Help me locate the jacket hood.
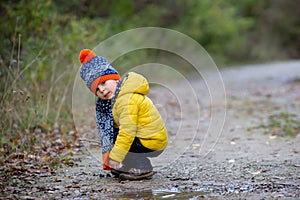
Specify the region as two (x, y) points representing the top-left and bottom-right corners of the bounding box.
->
(118, 72), (149, 97)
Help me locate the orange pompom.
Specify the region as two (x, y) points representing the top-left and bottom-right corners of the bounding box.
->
(79, 49), (96, 64)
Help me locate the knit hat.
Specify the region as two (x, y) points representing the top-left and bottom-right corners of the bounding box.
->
(79, 49), (120, 94)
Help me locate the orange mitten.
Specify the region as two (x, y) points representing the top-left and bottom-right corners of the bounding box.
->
(102, 151), (113, 170)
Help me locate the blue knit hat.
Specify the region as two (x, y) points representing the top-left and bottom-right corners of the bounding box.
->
(79, 49), (120, 94)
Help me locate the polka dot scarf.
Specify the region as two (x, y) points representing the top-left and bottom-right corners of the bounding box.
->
(95, 75), (127, 153)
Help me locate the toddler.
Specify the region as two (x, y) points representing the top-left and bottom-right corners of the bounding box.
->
(79, 49), (168, 180)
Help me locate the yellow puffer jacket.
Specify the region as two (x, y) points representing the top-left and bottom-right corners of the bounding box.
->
(109, 72), (168, 162)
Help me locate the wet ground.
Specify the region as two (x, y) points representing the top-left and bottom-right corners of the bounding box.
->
(5, 61), (300, 199)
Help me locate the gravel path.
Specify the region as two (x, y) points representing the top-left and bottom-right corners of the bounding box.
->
(9, 61), (300, 199)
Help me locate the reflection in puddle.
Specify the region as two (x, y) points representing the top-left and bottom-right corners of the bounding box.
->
(109, 187), (209, 199)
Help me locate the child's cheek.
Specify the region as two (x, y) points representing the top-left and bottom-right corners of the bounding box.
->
(96, 92), (102, 98)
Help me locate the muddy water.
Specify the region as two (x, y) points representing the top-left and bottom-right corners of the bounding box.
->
(109, 188), (209, 199)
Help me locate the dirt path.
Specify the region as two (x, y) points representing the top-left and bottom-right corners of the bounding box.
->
(8, 61), (300, 199)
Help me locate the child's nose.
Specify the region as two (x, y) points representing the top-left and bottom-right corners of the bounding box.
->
(99, 86), (105, 92)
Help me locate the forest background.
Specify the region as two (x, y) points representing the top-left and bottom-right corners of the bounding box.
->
(0, 0), (299, 171)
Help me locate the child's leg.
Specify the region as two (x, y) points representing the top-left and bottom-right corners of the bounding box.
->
(123, 138), (163, 171)
(118, 138), (164, 180)
(124, 152), (152, 170)
(111, 141), (152, 177)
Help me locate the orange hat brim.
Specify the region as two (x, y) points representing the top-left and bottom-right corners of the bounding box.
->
(90, 74), (121, 94)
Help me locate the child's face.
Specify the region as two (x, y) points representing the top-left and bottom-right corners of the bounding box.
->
(96, 79), (119, 100)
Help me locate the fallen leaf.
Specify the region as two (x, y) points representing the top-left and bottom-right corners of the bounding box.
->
(53, 177), (62, 182)
(269, 135), (277, 140)
(192, 144), (200, 150)
(250, 170), (261, 175)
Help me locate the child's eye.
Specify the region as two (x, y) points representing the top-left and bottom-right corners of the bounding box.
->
(101, 81), (106, 85)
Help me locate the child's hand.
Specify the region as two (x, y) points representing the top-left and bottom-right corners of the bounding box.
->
(108, 159), (120, 169)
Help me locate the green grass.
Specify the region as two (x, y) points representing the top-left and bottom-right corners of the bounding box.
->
(248, 112), (300, 137)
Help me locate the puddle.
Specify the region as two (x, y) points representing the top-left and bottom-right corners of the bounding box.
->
(107, 182), (300, 199)
(109, 188), (210, 199)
